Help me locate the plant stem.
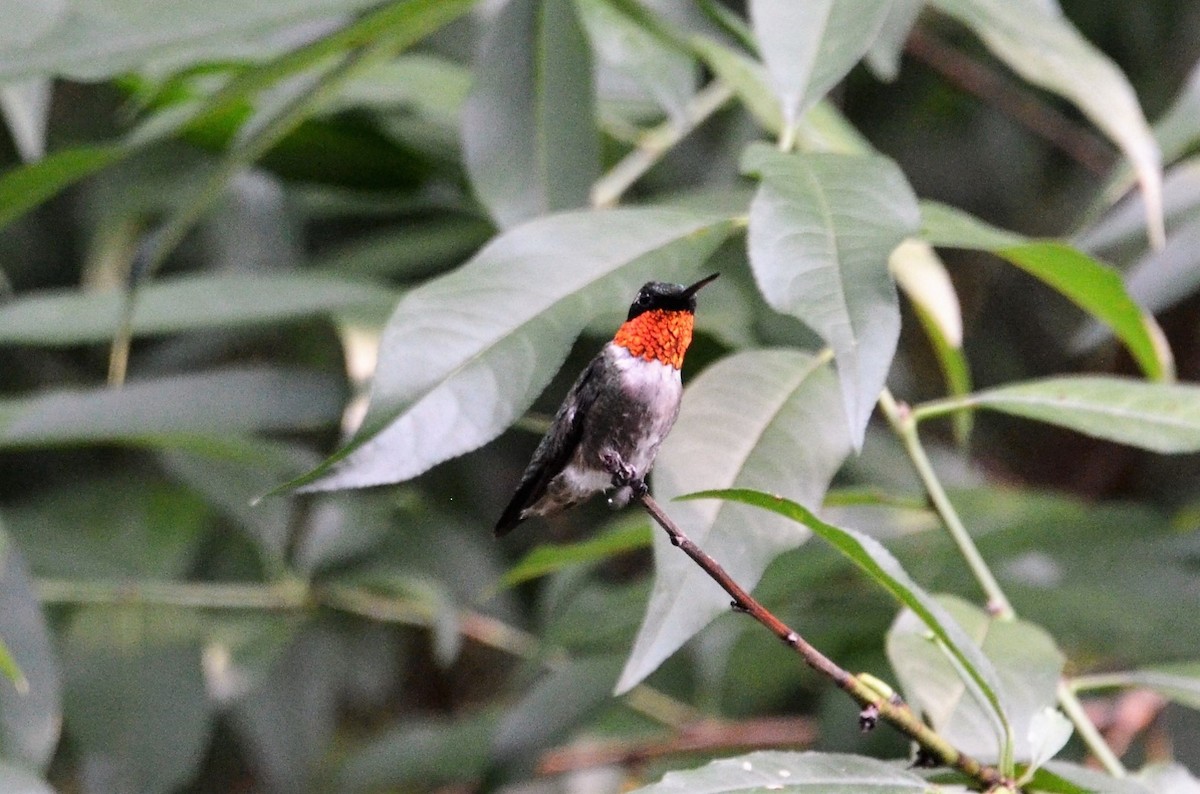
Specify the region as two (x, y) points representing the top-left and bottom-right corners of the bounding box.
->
(885, 388), (1129, 776)
(878, 389), (1014, 618)
(636, 492), (1007, 790)
(590, 80), (734, 208)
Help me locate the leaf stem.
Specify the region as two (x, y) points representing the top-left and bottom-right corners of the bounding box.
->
(879, 388), (1013, 618)
(590, 80), (734, 208)
(636, 492), (1007, 790)
(880, 388), (1129, 776)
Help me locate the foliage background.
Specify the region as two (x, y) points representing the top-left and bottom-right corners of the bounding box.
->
(1, 0), (1200, 792)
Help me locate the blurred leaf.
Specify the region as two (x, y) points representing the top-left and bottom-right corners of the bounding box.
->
(501, 518), (651, 588)
(0, 367), (345, 450)
(333, 710), (499, 792)
(1134, 763), (1200, 794)
(0, 78), (52, 162)
(918, 376), (1200, 453)
(921, 201), (1173, 383)
(742, 144), (919, 447)
(0, 762), (55, 794)
(618, 350), (852, 693)
(748, 0), (891, 129)
(62, 607), (211, 794)
(0, 145), (127, 230)
(310, 216), (493, 281)
(0, 273), (395, 346)
(1074, 663), (1200, 710)
(544, 571), (650, 654)
(0, 0), (387, 82)
(6, 477), (208, 579)
(285, 206), (737, 493)
(684, 488), (1013, 756)
(887, 595), (1065, 764)
(230, 623), (344, 793)
(629, 750), (933, 792)
(462, 0), (599, 227)
(1118, 215), (1200, 317)
(493, 654), (624, 759)
(0, 637), (23, 694)
(865, 0), (924, 81)
(930, 0), (1164, 248)
(1153, 59), (1200, 166)
(690, 34), (783, 134)
(1079, 158), (1200, 254)
(1024, 707), (1073, 780)
(577, 0), (696, 125)
(0, 526), (60, 771)
(1043, 762), (1157, 794)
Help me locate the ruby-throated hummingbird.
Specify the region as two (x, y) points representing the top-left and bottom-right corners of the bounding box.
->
(495, 273), (719, 536)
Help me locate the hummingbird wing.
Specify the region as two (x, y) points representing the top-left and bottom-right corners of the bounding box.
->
(494, 355), (603, 536)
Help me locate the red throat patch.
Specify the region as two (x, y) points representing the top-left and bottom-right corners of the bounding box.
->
(612, 309), (695, 369)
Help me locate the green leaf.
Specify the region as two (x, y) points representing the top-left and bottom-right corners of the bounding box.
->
(576, 0), (696, 125)
(0, 367), (345, 450)
(1042, 762), (1157, 794)
(865, 0), (924, 81)
(690, 34), (783, 134)
(62, 607), (211, 794)
(285, 206), (738, 493)
(629, 750), (932, 792)
(334, 711), (499, 791)
(617, 350), (852, 693)
(1119, 214), (1200, 317)
(0, 525), (61, 771)
(493, 654), (624, 759)
(683, 488), (1014, 760)
(742, 144), (920, 447)
(0, 0), (386, 82)
(920, 201), (1173, 382)
(462, 0), (599, 227)
(0, 273), (394, 346)
(887, 595), (1065, 765)
(0, 145), (126, 230)
(500, 519), (651, 589)
(930, 0), (1165, 248)
(748, 0), (892, 129)
(916, 376), (1200, 453)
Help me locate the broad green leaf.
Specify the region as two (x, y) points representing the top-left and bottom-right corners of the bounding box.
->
(62, 606), (211, 794)
(930, 0), (1164, 248)
(0, 0), (385, 82)
(462, 0), (599, 227)
(920, 201), (1173, 382)
(0, 525), (61, 771)
(1073, 663), (1200, 710)
(0, 367), (345, 450)
(0, 273), (394, 346)
(748, 0), (892, 130)
(285, 206), (737, 493)
(887, 595), (1065, 764)
(493, 654), (624, 759)
(616, 350), (852, 693)
(684, 488), (1013, 760)
(0, 762), (54, 794)
(501, 519), (651, 588)
(743, 144), (919, 447)
(576, 0), (696, 125)
(916, 376), (1200, 453)
(629, 750), (932, 792)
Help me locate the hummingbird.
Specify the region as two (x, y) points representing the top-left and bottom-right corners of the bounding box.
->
(495, 273), (719, 537)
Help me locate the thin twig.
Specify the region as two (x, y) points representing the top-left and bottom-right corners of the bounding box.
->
(905, 26), (1113, 177)
(537, 715), (818, 775)
(635, 492), (1007, 791)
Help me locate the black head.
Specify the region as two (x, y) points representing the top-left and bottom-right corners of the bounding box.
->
(626, 272), (720, 320)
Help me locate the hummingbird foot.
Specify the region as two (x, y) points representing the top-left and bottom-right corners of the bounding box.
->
(600, 450), (648, 503)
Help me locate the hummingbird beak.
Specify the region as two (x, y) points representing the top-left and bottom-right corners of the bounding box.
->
(682, 272), (720, 298)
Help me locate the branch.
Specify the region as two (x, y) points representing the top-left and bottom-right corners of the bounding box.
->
(636, 492), (1008, 791)
(905, 26), (1113, 177)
